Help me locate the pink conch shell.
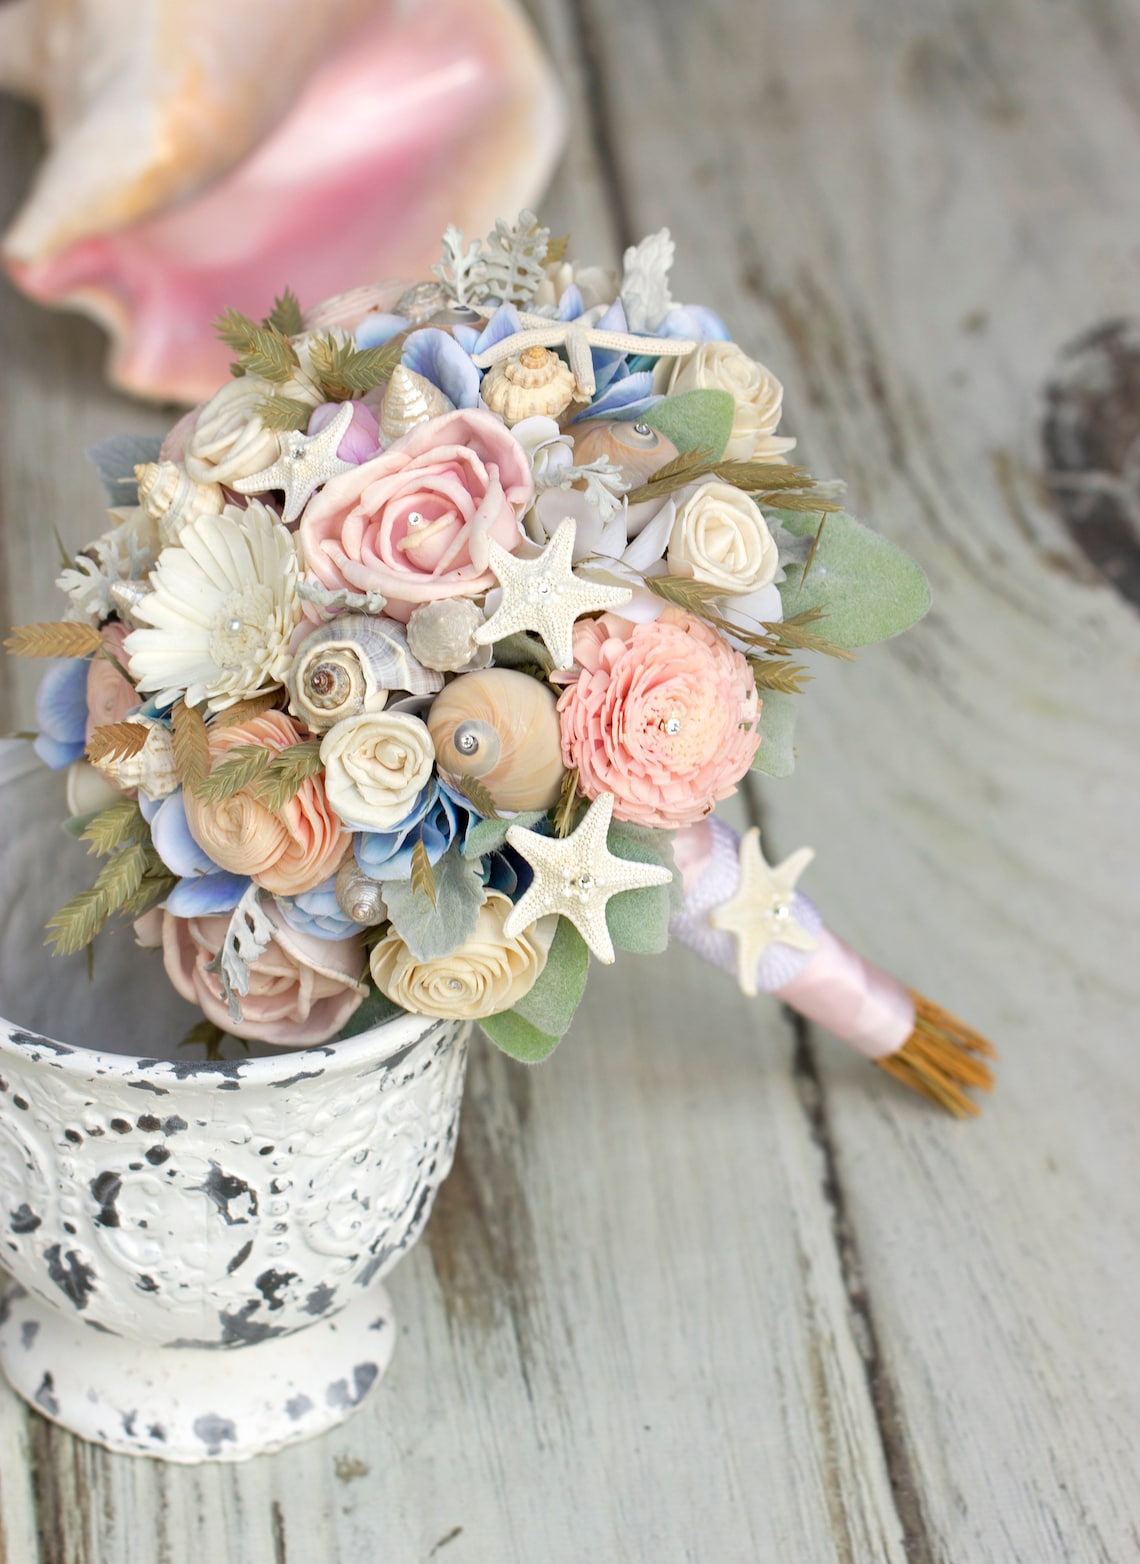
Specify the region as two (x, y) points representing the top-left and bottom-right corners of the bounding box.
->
(0, 0), (566, 403)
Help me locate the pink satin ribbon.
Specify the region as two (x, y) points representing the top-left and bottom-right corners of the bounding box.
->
(670, 820), (915, 1060)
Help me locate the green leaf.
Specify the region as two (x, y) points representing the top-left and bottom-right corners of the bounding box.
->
(80, 800), (148, 857)
(645, 389), (735, 460)
(336, 987), (405, 1040)
(512, 917), (589, 1037)
(382, 845), (486, 960)
(462, 810), (545, 860)
(252, 740), (323, 812)
(198, 744), (271, 805)
(751, 689), (798, 778)
(489, 632), (555, 675)
(777, 511), (932, 648)
(480, 1009), (561, 1063)
(264, 287), (304, 336)
(256, 395), (313, 431)
(605, 828), (673, 954)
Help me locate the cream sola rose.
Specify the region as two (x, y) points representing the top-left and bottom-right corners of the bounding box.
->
(370, 892), (557, 1021)
(667, 480), (783, 624)
(320, 711), (435, 831)
(668, 342), (796, 463)
(124, 501), (302, 711)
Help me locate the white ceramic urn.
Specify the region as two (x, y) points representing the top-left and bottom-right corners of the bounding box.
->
(0, 743), (469, 1462)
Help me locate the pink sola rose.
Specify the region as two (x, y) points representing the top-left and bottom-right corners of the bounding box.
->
(161, 903), (367, 1047)
(298, 408), (533, 622)
(557, 607), (762, 830)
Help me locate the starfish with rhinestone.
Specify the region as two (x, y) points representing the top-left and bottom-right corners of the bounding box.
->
(470, 310), (697, 399)
(474, 517), (632, 669)
(232, 401), (356, 523)
(710, 828), (818, 997)
(504, 793), (673, 964)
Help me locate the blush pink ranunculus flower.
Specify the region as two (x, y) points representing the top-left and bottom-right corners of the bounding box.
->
(85, 622), (138, 742)
(161, 905), (367, 1047)
(557, 608), (761, 829)
(298, 408), (532, 622)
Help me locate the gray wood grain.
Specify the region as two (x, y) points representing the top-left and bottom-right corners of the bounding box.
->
(0, 0), (1137, 1557)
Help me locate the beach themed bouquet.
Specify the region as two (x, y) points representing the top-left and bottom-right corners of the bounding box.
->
(8, 214), (995, 1114)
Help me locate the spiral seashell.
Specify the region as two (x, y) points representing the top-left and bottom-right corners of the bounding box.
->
(335, 859), (387, 926)
(90, 716), (180, 800)
(108, 578), (153, 627)
(135, 461), (225, 544)
(287, 613), (444, 732)
(480, 345), (577, 426)
(427, 668), (564, 811)
(570, 419), (680, 487)
(379, 365), (455, 443)
(406, 598), (491, 672)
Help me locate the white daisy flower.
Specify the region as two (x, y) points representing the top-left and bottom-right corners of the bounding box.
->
(125, 500), (302, 711)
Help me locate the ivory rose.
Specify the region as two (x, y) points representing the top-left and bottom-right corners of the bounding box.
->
(369, 891), (556, 1020)
(184, 376), (310, 487)
(162, 906), (366, 1046)
(298, 409), (532, 622)
(668, 481), (779, 594)
(320, 711), (435, 831)
(668, 342), (796, 463)
(184, 711), (347, 896)
(558, 608), (761, 829)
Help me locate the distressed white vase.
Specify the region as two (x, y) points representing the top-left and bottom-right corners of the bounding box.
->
(0, 743), (469, 1462)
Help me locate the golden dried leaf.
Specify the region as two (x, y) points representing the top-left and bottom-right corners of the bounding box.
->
(255, 395), (312, 431)
(553, 767), (582, 838)
(251, 740), (324, 812)
(86, 720), (149, 766)
(264, 288), (304, 337)
(5, 621), (103, 659)
(646, 575), (726, 614)
(748, 658), (812, 695)
(79, 800), (148, 857)
(215, 691), (282, 728)
(450, 773), (501, 821)
(197, 744), (272, 805)
(409, 839), (437, 907)
(172, 701), (210, 796)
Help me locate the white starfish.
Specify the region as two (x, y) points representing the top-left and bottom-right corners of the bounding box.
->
(232, 401), (355, 523)
(504, 793), (673, 964)
(470, 310), (696, 399)
(710, 828), (818, 997)
(474, 517), (632, 669)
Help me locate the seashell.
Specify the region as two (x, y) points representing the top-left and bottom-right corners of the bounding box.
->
(570, 420), (680, 487)
(91, 717), (180, 800)
(108, 579), (153, 627)
(0, 0), (566, 403)
(406, 599), (491, 673)
(135, 461), (224, 544)
(287, 613), (444, 732)
(427, 668), (564, 811)
(481, 346), (577, 426)
(335, 859), (387, 926)
(379, 366), (455, 444)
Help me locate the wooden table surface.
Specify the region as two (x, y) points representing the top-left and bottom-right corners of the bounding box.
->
(1, 1), (1138, 1558)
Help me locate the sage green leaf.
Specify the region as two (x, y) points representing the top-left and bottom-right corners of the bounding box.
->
(777, 511), (932, 648)
(512, 917), (589, 1037)
(751, 689), (797, 778)
(490, 632), (555, 675)
(645, 389), (735, 460)
(605, 827), (674, 953)
(336, 987), (405, 1040)
(462, 810), (545, 860)
(382, 845), (486, 960)
(480, 1009), (561, 1064)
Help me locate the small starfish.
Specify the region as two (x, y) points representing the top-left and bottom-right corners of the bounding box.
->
(710, 828), (818, 997)
(470, 310), (696, 399)
(232, 401), (355, 523)
(504, 793), (673, 964)
(474, 517), (632, 669)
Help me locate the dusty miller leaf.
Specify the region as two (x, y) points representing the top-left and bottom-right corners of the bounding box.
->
(480, 1009), (561, 1063)
(382, 846), (486, 960)
(85, 433), (164, 504)
(205, 885), (275, 1022)
(511, 918), (589, 1038)
(778, 510), (933, 647)
(462, 810), (545, 860)
(751, 689), (798, 778)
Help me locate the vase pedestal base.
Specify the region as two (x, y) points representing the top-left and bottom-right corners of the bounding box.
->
(0, 1281), (396, 1463)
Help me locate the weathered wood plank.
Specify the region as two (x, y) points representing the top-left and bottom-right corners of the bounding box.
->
(569, 0), (1140, 1557)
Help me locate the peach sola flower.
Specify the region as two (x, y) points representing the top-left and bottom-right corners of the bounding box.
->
(557, 608), (761, 829)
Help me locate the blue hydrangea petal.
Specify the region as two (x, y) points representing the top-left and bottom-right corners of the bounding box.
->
(557, 285), (584, 321)
(402, 329), (481, 408)
(34, 734), (84, 771)
(355, 313), (409, 349)
(473, 304), (522, 355)
(574, 374), (660, 423)
(273, 879), (359, 941)
(165, 871), (248, 917)
(150, 790), (216, 877)
(35, 659), (90, 746)
(451, 324), (480, 355)
(657, 304), (731, 342)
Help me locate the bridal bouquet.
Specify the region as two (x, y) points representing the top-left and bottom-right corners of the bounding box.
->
(9, 214), (994, 1112)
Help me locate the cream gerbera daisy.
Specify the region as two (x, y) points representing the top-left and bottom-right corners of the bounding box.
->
(125, 500), (302, 711)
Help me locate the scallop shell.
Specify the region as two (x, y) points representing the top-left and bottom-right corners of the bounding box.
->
(90, 717), (179, 800)
(335, 859), (387, 926)
(570, 420), (680, 486)
(427, 668), (564, 811)
(379, 365), (455, 443)
(135, 461), (225, 544)
(481, 346), (577, 426)
(287, 613), (444, 732)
